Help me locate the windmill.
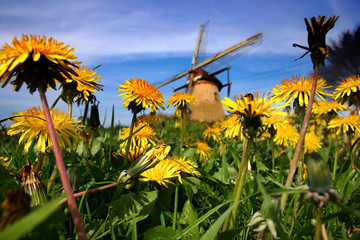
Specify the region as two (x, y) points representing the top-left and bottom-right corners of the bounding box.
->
(156, 21), (263, 122)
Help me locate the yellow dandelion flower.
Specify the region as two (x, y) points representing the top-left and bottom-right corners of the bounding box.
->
(221, 114), (243, 139)
(333, 75), (360, 107)
(115, 141), (151, 163)
(118, 123), (157, 149)
(203, 125), (221, 142)
(262, 115), (288, 130)
(328, 112), (360, 135)
(166, 156), (201, 177)
(116, 78), (165, 113)
(274, 123), (299, 147)
(304, 132), (322, 154)
(271, 74), (332, 107)
(63, 64), (103, 102)
(0, 34), (78, 93)
(195, 141), (212, 161)
(312, 100), (350, 117)
(222, 92), (285, 138)
(7, 106), (83, 153)
(139, 160), (181, 187)
(167, 91), (196, 109)
(0, 157), (10, 168)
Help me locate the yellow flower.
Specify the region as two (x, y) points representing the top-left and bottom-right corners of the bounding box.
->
(118, 123), (158, 149)
(7, 106), (83, 153)
(262, 115), (288, 130)
(0, 34), (78, 93)
(203, 125), (221, 142)
(0, 157), (10, 168)
(312, 100), (350, 117)
(222, 92), (284, 138)
(139, 160), (181, 187)
(117, 78), (165, 113)
(166, 156), (201, 177)
(274, 123), (299, 147)
(221, 114), (243, 139)
(115, 141), (150, 163)
(167, 91), (196, 109)
(63, 64), (103, 102)
(195, 141), (212, 161)
(328, 112), (360, 135)
(304, 132), (322, 154)
(271, 74), (332, 107)
(333, 75), (360, 107)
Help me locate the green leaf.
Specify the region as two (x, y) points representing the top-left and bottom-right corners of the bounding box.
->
(174, 200), (232, 239)
(182, 199), (199, 239)
(0, 197), (62, 240)
(91, 138), (103, 155)
(108, 190), (158, 222)
(143, 226), (175, 240)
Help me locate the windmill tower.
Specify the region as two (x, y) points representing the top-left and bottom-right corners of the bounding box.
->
(157, 22), (263, 122)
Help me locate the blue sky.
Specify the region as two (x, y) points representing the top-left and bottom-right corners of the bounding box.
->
(1, 0), (360, 126)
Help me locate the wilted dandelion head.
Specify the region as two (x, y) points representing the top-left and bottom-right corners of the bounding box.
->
(0, 34), (78, 93)
(116, 78), (165, 114)
(7, 106), (83, 153)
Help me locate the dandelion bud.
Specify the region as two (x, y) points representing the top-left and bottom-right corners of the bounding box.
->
(89, 104), (101, 129)
(16, 160), (47, 207)
(306, 153), (331, 194)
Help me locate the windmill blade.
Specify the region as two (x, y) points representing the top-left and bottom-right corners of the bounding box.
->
(203, 32), (263, 73)
(156, 32), (263, 89)
(192, 20), (209, 67)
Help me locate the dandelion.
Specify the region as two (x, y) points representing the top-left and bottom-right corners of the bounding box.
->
(139, 160), (181, 188)
(328, 112), (360, 136)
(274, 123), (299, 147)
(117, 78), (165, 114)
(221, 114), (243, 139)
(222, 92), (284, 138)
(118, 123), (157, 150)
(0, 34), (78, 93)
(312, 100), (350, 121)
(203, 124), (222, 143)
(167, 91), (196, 109)
(271, 74), (332, 109)
(262, 115), (288, 138)
(7, 106), (83, 153)
(304, 132), (322, 154)
(167, 156), (201, 177)
(195, 141), (212, 162)
(0, 157), (10, 168)
(333, 75), (360, 111)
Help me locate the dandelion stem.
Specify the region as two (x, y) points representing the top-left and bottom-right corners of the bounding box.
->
(180, 108), (185, 154)
(223, 137), (253, 231)
(281, 65), (319, 211)
(34, 151), (45, 174)
(124, 112), (137, 165)
(332, 137), (339, 181)
(39, 89), (88, 240)
(315, 208), (322, 240)
(82, 101), (90, 126)
(173, 183), (179, 230)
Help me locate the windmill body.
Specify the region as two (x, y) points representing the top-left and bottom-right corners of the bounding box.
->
(186, 69), (225, 121)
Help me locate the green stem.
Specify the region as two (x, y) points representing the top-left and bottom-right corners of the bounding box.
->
(173, 183), (179, 230)
(314, 208), (322, 240)
(222, 137), (253, 231)
(68, 102), (73, 118)
(81, 101), (90, 126)
(47, 165), (58, 194)
(180, 108), (185, 155)
(326, 134), (332, 163)
(281, 65), (319, 211)
(124, 112), (137, 166)
(332, 137), (339, 181)
(271, 139), (275, 171)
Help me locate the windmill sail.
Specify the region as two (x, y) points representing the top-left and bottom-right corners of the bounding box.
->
(156, 32), (263, 88)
